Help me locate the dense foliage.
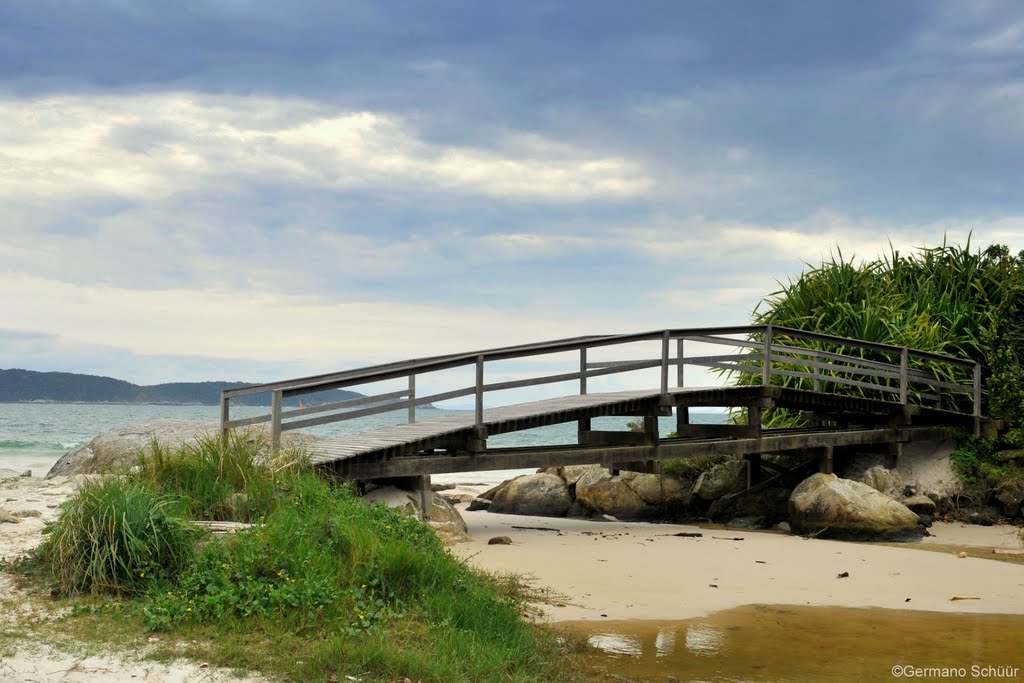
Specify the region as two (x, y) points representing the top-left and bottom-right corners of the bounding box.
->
(745, 240), (1024, 435)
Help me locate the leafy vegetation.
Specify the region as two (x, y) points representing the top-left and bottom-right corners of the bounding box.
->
(739, 239), (1024, 436)
(16, 435), (580, 682)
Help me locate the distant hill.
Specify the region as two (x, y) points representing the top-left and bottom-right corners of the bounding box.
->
(0, 369), (362, 407)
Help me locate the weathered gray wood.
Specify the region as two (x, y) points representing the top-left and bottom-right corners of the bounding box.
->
(677, 338), (685, 388)
(219, 396), (230, 440)
(673, 424), (759, 439)
(224, 413), (272, 430)
(408, 374), (416, 424)
(661, 330), (670, 394)
(475, 355), (484, 429)
(762, 325), (773, 386)
(281, 390), (411, 420)
(900, 347), (910, 404)
(270, 390), (283, 455)
(580, 347), (588, 395)
(327, 425), (951, 478)
(579, 431), (648, 447)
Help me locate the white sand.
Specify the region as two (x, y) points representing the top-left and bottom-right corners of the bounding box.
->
(450, 504), (1024, 622)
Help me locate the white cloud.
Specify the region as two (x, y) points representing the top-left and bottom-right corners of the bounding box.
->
(0, 93), (653, 203)
(0, 274), (627, 369)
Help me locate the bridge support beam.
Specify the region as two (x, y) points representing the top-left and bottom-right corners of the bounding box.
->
(818, 446), (834, 475)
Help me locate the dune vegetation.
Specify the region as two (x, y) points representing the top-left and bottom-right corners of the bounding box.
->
(741, 238), (1024, 490)
(12, 434), (582, 682)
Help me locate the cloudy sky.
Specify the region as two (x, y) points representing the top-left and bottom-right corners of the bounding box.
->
(2, 0), (1023, 389)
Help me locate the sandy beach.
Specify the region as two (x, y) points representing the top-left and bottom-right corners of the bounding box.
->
(444, 485), (1024, 623)
(3, 472), (1024, 681)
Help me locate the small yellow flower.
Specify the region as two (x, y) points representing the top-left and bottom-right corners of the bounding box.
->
(186, 608), (192, 612)
(139, 572), (145, 578)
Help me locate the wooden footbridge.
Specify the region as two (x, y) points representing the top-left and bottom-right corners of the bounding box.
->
(219, 326), (986, 490)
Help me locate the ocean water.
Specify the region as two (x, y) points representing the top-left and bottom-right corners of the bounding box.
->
(0, 403), (724, 483)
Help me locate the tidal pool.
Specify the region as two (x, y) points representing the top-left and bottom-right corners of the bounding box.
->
(563, 605), (1024, 682)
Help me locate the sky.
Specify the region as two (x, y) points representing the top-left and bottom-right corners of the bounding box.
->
(2, 0), (1023, 393)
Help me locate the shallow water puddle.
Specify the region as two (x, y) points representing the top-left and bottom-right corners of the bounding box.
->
(562, 605), (1024, 682)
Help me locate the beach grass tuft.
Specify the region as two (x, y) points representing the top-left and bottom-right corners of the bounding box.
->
(37, 477), (201, 596)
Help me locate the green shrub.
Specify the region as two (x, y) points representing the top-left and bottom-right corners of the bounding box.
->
(38, 477), (201, 596)
(738, 240), (1024, 429)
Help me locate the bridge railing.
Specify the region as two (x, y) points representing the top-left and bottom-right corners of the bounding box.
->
(220, 325), (982, 450)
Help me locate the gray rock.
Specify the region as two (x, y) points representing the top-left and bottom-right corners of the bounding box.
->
(361, 486), (471, 543)
(45, 420), (320, 478)
(859, 466), (904, 500)
(537, 465), (597, 486)
(0, 508), (20, 524)
(575, 468), (649, 519)
(621, 471), (688, 506)
(726, 515), (767, 530)
(479, 479), (513, 502)
(789, 473), (922, 540)
(774, 521), (792, 533)
(18, 470), (31, 478)
(692, 459), (748, 502)
(902, 494), (937, 516)
(993, 481), (1024, 518)
(489, 473), (572, 517)
(488, 536), (513, 545)
(466, 497), (492, 512)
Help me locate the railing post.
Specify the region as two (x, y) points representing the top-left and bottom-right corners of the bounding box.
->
(580, 346), (588, 395)
(899, 347), (909, 404)
(270, 389), (283, 455)
(219, 393), (230, 441)
(408, 373), (416, 424)
(762, 325), (773, 386)
(676, 337), (685, 388)
(811, 349), (821, 393)
(475, 355), (485, 430)
(660, 330), (670, 395)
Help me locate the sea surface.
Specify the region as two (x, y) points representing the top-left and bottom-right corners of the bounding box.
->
(0, 403), (724, 483)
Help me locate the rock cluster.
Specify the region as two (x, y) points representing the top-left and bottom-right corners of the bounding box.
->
(473, 460), (938, 541)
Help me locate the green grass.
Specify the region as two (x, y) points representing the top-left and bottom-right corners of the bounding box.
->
(36, 477), (202, 596)
(12, 435), (582, 682)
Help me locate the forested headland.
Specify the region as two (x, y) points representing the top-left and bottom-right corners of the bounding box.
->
(0, 368), (361, 406)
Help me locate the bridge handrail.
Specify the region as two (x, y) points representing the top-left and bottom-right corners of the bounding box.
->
(220, 325), (983, 449)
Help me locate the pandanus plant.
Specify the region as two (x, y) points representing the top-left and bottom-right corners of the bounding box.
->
(727, 238), (1024, 430)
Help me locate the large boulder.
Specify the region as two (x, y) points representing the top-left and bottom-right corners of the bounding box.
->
(45, 420), (319, 478)
(789, 473), (922, 540)
(488, 473), (573, 517)
(46, 420), (218, 478)
(691, 459), (748, 502)
(361, 486), (470, 544)
(574, 468), (649, 519)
